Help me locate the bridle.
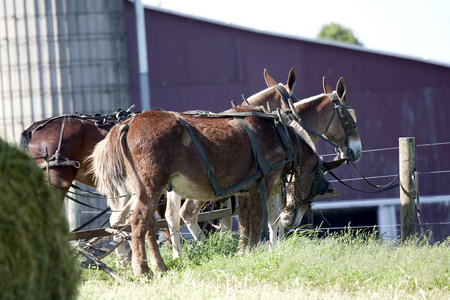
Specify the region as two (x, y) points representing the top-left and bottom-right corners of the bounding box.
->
(282, 158), (330, 212)
(274, 85), (359, 158)
(325, 93), (358, 153)
(270, 85), (359, 211)
(248, 85), (357, 213)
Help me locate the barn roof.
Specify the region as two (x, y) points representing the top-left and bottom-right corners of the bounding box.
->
(142, 4), (450, 69)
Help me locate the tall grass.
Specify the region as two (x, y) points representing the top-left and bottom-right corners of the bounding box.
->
(77, 229), (450, 299)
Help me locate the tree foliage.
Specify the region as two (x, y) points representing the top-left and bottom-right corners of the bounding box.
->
(317, 22), (363, 46)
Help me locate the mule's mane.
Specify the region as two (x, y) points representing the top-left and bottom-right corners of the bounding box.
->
(288, 119), (316, 153)
(297, 93), (328, 105)
(246, 85), (278, 102)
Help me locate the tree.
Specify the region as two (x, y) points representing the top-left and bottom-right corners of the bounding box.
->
(317, 23), (363, 46)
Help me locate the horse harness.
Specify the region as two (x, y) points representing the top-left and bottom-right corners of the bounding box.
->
(263, 85), (358, 157)
(172, 108), (330, 213)
(30, 106), (138, 170)
(290, 92), (358, 155)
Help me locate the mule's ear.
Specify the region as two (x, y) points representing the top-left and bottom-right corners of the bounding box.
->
(323, 158), (347, 172)
(323, 76), (333, 94)
(264, 68), (277, 87)
(287, 67), (296, 93)
(336, 77), (347, 102)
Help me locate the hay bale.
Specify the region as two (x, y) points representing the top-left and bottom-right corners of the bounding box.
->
(0, 139), (80, 300)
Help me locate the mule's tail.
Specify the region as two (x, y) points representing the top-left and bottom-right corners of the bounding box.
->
(90, 123), (131, 199)
(19, 129), (32, 152)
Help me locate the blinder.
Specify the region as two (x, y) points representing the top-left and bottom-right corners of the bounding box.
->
(334, 102), (358, 137)
(308, 159), (331, 200)
(285, 158), (331, 211)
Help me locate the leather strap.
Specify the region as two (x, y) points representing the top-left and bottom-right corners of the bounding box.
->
(234, 118), (270, 176)
(173, 112), (222, 198)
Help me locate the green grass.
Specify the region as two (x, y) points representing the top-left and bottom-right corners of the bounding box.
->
(76, 229), (450, 299)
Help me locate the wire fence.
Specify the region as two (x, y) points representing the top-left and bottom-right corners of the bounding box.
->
(310, 140), (450, 243)
(69, 139), (450, 243)
(321, 141), (450, 181)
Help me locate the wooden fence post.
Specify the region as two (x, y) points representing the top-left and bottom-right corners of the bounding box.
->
(399, 137), (416, 242)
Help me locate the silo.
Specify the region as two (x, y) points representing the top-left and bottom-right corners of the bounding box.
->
(0, 0), (129, 143)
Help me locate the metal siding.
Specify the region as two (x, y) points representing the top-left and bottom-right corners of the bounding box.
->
(0, 0), (129, 144)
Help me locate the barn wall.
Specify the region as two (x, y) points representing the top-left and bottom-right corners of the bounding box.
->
(126, 6), (450, 202)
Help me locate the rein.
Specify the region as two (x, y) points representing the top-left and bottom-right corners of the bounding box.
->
(327, 170), (399, 194)
(351, 161), (399, 189)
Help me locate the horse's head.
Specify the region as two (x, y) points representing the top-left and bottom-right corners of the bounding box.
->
(279, 157), (347, 230)
(244, 68), (298, 111)
(277, 111), (347, 229)
(321, 77), (362, 163)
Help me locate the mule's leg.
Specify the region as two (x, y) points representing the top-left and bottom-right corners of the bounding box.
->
(248, 192), (264, 248)
(130, 196), (153, 277)
(237, 195), (250, 252)
(219, 197), (233, 232)
(277, 197), (285, 244)
(267, 192), (280, 245)
(155, 194), (172, 247)
(165, 191), (182, 259)
(146, 213), (169, 274)
(180, 199), (205, 241)
(267, 184), (284, 244)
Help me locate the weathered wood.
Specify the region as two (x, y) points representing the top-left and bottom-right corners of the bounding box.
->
(399, 137), (416, 241)
(71, 207), (238, 240)
(72, 190), (340, 240)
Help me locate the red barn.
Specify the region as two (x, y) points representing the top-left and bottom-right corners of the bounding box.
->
(124, 4), (450, 242)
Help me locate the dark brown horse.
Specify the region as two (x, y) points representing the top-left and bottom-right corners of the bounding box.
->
(19, 114), (115, 191)
(91, 104), (346, 277)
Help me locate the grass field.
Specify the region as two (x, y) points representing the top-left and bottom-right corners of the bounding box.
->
(76, 229), (450, 299)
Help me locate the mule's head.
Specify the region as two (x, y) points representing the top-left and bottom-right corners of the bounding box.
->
(280, 157), (347, 229)
(245, 67), (298, 111)
(321, 77), (362, 163)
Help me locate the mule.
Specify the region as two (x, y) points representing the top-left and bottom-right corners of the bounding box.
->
(91, 103), (347, 277)
(164, 67), (299, 258)
(173, 68), (362, 248)
(279, 76), (362, 229)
